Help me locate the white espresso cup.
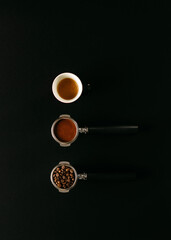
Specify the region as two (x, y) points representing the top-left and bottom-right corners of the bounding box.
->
(52, 72), (83, 103)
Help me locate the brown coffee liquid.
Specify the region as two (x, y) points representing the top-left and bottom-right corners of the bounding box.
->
(57, 78), (78, 100)
(54, 119), (77, 142)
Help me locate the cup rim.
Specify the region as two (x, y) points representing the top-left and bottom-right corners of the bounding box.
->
(52, 72), (83, 103)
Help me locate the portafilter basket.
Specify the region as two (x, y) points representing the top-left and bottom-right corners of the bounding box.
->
(51, 114), (139, 147)
(50, 161), (137, 193)
(50, 161), (87, 193)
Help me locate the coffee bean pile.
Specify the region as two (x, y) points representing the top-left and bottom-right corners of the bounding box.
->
(52, 165), (75, 189)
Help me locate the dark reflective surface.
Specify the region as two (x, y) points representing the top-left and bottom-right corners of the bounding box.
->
(0, 2), (170, 240)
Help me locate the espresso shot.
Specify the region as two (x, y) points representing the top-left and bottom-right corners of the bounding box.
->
(57, 78), (79, 100)
(52, 72), (83, 103)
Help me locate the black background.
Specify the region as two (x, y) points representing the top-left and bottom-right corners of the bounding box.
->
(0, 1), (171, 240)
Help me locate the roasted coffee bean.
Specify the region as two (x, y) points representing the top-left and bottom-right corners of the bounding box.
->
(53, 165), (75, 190)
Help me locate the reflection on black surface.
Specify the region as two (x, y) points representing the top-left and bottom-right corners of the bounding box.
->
(75, 164), (153, 185)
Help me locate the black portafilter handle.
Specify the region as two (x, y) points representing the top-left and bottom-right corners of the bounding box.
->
(87, 172), (136, 182)
(87, 125), (138, 134)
